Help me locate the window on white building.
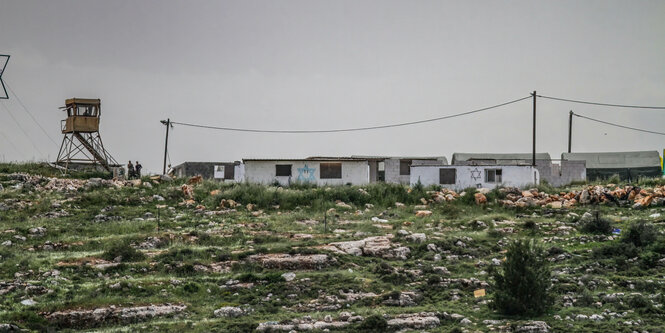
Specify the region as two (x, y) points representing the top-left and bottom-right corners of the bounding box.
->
(485, 169), (502, 183)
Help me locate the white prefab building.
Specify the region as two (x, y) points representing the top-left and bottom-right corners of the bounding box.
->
(352, 155), (448, 184)
(410, 165), (540, 190)
(243, 158), (370, 186)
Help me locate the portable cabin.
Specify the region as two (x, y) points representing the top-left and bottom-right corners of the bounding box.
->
(562, 151), (662, 181)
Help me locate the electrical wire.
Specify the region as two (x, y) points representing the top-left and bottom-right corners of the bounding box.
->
(537, 94), (665, 109)
(171, 95), (532, 133)
(573, 112), (665, 136)
(0, 101), (46, 158)
(0, 130), (26, 160)
(5, 81), (60, 146)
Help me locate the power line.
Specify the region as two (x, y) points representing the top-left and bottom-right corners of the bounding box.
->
(5, 81), (60, 146)
(0, 130), (26, 160)
(0, 101), (46, 158)
(573, 112), (665, 136)
(171, 95), (532, 133)
(537, 94), (665, 109)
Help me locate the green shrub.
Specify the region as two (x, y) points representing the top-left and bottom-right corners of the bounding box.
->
(593, 241), (638, 259)
(640, 251), (661, 269)
(183, 282), (200, 293)
(607, 174), (621, 185)
(491, 239), (553, 316)
(577, 289), (594, 306)
(622, 221), (658, 247)
(628, 294), (651, 309)
(580, 211), (613, 234)
(523, 220), (537, 231)
(486, 186), (506, 201)
(102, 242), (145, 262)
(358, 314), (387, 331)
(535, 180), (556, 194)
(459, 187), (478, 205)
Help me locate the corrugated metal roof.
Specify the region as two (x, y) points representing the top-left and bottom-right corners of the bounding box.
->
(243, 156), (368, 162)
(172, 161), (239, 169)
(452, 153), (551, 164)
(351, 155), (449, 164)
(562, 151), (661, 169)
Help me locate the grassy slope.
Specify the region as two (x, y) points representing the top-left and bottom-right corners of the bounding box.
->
(0, 163), (664, 332)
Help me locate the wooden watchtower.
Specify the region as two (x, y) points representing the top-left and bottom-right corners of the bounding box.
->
(55, 98), (119, 172)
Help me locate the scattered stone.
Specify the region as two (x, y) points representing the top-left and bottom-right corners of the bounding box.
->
(0, 323), (20, 332)
(335, 201), (352, 209)
(405, 233), (426, 243)
(515, 321), (550, 333)
(214, 306), (249, 318)
(474, 193), (487, 205)
(387, 312), (440, 329)
(382, 291), (421, 307)
(415, 210), (432, 217)
(321, 236), (410, 260)
(45, 304), (186, 328)
(248, 253), (333, 269)
(29, 227), (47, 236)
(282, 272), (296, 282)
(20, 299), (37, 306)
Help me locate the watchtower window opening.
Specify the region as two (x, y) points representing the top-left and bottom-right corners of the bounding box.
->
(70, 105), (99, 117)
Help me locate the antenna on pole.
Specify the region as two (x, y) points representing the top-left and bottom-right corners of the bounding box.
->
(0, 54), (9, 99)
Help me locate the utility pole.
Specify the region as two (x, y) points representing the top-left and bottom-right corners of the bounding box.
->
(532, 91), (537, 166)
(568, 110), (573, 153)
(160, 118), (170, 175)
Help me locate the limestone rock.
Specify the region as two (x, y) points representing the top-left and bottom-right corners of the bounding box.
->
(248, 253), (333, 269)
(515, 321), (550, 333)
(214, 306), (248, 318)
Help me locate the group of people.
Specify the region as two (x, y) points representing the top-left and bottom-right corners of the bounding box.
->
(127, 160), (143, 179)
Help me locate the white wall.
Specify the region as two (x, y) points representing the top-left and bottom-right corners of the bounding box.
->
(410, 165), (540, 190)
(234, 164), (245, 183)
(243, 160), (369, 186)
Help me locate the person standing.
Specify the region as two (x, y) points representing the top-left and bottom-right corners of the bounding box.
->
(127, 160), (135, 179)
(135, 161), (143, 179)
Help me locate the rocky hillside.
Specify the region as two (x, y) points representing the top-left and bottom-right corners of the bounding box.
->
(0, 164), (664, 332)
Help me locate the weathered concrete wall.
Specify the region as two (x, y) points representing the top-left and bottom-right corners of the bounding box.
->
(410, 165), (540, 190)
(383, 159), (447, 184)
(243, 160), (369, 186)
(384, 159), (404, 184)
(541, 160), (586, 186)
(173, 162), (242, 182)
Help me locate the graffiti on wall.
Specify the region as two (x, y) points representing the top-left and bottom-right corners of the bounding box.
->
(470, 168), (482, 181)
(297, 164), (316, 182)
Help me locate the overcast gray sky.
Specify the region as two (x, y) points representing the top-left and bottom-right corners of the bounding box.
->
(1, 0), (664, 173)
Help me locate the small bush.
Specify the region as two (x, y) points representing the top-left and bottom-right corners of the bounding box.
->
(358, 314), (387, 331)
(580, 211), (613, 234)
(523, 220), (537, 230)
(607, 174), (621, 185)
(183, 282), (200, 293)
(628, 294), (651, 309)
(593, 241), (638, 259)
(640, 251), (661, 269)
(102, 242), (145, 262)
(459, 187), (478, 205)
(492, 239), (553, 316)
(577, 289), (594, 306)
(622, 221), (658, 247)
(536, 180), (556, 194)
